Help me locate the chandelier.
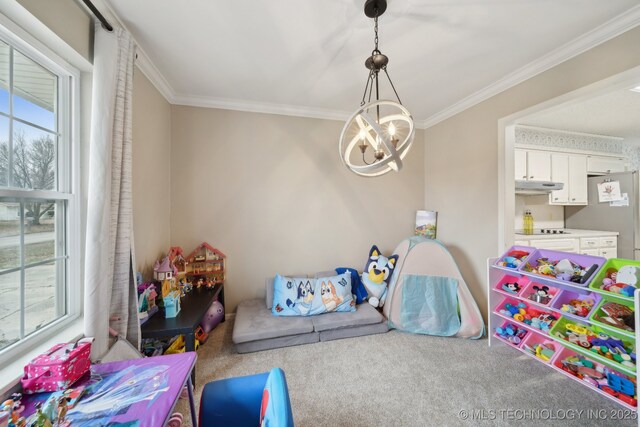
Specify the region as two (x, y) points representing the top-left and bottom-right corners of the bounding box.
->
(339, 0), (415, 177)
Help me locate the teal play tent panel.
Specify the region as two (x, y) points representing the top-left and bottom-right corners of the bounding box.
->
(384, 237), (485, 339)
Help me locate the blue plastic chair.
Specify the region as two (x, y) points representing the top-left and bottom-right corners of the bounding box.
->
(199, 368), (294, 426)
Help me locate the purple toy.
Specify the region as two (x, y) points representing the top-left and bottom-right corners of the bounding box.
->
(201, 300), (224, 333)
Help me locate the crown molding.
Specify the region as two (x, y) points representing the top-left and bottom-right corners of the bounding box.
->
(96, 0), (176, 102)
(134, 49), (175, 103)
(172, 94), (430, 128)
(419, 4), (640, 129)
(172, 94), (353, 122)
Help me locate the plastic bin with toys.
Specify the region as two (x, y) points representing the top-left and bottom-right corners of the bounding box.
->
(549, 316), (636, 377)
(493, 274), (531, 297)
(495, 297), (559, 334)
(520, 333), (560, 364)
(518, 249), (605, 288)
(493, 319), (529, 348)
(520, 281), (560, 307)
(553, 345), (637, 409)
(551, 290), (601, 322)
(589, 297), (635, 339)
(494, 245), (535, 271)
(588, 258), (640, 303)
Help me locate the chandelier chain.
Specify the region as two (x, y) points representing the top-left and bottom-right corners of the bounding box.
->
(373, 15), (379, 52)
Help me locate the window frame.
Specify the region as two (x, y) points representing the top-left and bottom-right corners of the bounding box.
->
(0, 19), (81, 368)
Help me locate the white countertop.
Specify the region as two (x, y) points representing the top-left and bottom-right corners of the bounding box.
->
(514, 228), (619, 240)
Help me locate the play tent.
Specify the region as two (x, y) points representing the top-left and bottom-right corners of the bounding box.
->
(383, 237), (485, 339)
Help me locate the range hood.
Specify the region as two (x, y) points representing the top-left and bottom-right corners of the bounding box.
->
(515, 180), (564, 195)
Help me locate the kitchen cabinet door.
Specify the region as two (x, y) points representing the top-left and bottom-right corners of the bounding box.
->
(568, 155), (588, 205)
(599, 248), (617, 259)
(515, 149), (527, 180)
(549, 153), (569, 204)
(526, 151), (551, 181)
(530, 238), (579, 253)
(587, 156), (627, 175)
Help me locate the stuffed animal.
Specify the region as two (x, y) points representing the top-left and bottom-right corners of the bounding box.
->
(616, 266), (639, 287)
(361, 245), (398, 308)
(201, 300), (224, 333)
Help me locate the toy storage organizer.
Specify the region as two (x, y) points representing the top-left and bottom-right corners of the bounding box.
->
(488, 247), (640, 414)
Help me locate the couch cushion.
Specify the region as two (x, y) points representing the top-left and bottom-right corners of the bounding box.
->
(234, 299), (314, 343)
(235, 333), (319, 354)
(319, 321), (389, 342)
(310, 302), (384, 332)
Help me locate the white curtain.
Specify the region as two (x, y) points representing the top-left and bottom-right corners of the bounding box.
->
(84, 24), (139, 359)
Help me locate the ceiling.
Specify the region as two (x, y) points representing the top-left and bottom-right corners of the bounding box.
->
(521, 87), (640, 139)
(104, 0), (640, 126)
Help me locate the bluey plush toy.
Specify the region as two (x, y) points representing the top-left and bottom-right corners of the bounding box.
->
(361, 245), (398, 308)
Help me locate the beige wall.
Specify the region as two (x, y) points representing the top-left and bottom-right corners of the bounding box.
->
(16, 0), (93, 61)
(171, 106), (424, 312)
(424, 26), (640, 319)
(133, 71), (172, 279)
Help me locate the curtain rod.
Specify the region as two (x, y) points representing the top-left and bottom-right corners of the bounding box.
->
(81, 0), (114, 32)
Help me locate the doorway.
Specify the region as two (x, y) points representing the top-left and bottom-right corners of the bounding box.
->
(498, 65), (640, 253)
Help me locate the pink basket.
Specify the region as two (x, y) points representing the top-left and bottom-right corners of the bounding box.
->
(21, 338), (93, 394)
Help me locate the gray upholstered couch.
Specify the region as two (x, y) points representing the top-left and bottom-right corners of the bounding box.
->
(232, 273), (389, 353)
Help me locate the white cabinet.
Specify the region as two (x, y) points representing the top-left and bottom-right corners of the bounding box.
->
(549, 153), (569, 203)
(568, 155), (588, 204)
(530, 238), (579, 253)
(548, 154), (587, 206)
(599, 247), (617, 259)
(519, 234), (617, 257)
(515, 149), (551, 181)
(515, 149), (527, 180)
(587, 155), (627, 175)
(589, 237), (617, 259)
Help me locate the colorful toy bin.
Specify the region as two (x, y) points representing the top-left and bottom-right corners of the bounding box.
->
(589, 258), (640, 303)
(551, 290), (601, 321)
(589, 298), (635, 339)
(521, 281), (560, 306)
(493, 275), (530, 297)
(495, 246), (534, 270)
(494, 320), (528, 347)
(553, 346), (637, 409)
(519, 249), (605, 288)
(549, 316), (636, 377)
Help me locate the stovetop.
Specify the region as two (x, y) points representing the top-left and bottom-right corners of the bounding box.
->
(515, 229), (571, 235)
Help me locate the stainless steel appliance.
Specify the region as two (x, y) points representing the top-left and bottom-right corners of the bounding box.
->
(565, 171), (638, 260)
(515, 180), (564, 195)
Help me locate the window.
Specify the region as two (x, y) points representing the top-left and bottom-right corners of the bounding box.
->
(0, 26), (80, 362)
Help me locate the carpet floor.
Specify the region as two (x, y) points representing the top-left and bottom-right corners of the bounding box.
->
(176, 320), (637, 426)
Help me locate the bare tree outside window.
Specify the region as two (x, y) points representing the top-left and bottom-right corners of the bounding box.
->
(0, 129), (55, 225)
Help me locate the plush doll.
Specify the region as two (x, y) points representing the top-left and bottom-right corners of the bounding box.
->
(201, 300), (224, 333)
(361, 245), (399, 308)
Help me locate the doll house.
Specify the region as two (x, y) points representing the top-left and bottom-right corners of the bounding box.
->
(185, 242), (226, 286)
(167, 246), (187, 280)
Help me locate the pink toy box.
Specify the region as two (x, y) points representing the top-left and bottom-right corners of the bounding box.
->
(21, 338), (94, 394)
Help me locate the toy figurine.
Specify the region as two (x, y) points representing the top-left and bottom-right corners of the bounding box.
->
(1, 393), (24, 427)
(29, 403), (52, 427)
(56, 396), (70, 427)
